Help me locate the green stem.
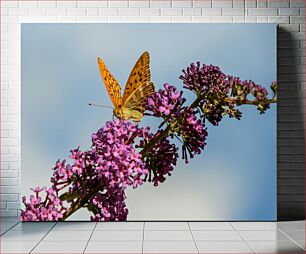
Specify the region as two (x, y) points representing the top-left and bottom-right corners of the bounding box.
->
(61, 184), (102, 221)
(61, 198), (82, 220)
(140, 95), (277, 157)
(140, 124), (172, 155)
(140, 94), (203, 157)
(224, 97), (277, 105)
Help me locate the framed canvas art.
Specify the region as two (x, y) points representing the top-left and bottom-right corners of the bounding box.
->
(21, 24), (277, 221)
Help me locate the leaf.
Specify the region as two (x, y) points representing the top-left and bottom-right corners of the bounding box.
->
(59, 192), (79, 202)
(86, 204), (99, 214)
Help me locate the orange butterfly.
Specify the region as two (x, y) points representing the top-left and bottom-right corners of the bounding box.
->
(97, 52), (155, 122)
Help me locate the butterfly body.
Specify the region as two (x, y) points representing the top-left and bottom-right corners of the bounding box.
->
(98, 52), (154, 122)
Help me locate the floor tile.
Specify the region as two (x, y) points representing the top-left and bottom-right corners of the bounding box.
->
(1, 221), (20, 228)
(143, 241), (198, 253)
(283, 230), (305, 249)
(144, 230), (193, 241)
(52, 222), (96, 231)
(269, 222), (277, 228)
(0, 217), (20, 224)
(1, 226), (15, 235)
(0, 230), (47, 242)
(0, 241), (37, 253)
(85, 241), (142, 253)
(283, 230), (305, 241)
(1, 222), (20, 233)
(296, 240), (305, 250)
(232, 222), (275, 231)
(32, 241), (87, 253)
(90, 230), (143, 241)
(249, 240), (304, 253)
(189, 222), (233, 231)
(239, 230), (290, 241)
(145, 222), (189, 231)
(275, 221), (305, 231)
(11, 222), (55, 231)
(95, 222), (143, 231)
(1, 229), (8, 235)
(192, 230), (242, 241)
(197, 241), (253, 253)
(42, 230), (92, 242)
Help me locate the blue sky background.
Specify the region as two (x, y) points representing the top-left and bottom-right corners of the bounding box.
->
(21, 24), (276, 220)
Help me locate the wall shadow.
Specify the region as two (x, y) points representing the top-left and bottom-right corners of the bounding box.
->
(277, 27), (305, 221)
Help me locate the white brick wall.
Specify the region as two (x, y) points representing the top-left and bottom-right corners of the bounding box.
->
(0, 0), (305, 218)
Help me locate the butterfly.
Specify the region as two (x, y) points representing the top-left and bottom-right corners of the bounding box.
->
(97, 51), (155, 122)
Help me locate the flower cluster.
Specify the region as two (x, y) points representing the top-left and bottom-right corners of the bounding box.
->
(180, 62), (276, 125)
(21, 187), (66, 221)
(51, 120), (149, 192)
(91, 120), (149, 189)
(180, 62), (229, 95)
(146, 83), (208, 164)
(180, 108), (208, 163)
(23, 120), (151, 221)
(138, 132), (179, 186)
(89, 187), (128, 221)
(147, 83), (184, 118)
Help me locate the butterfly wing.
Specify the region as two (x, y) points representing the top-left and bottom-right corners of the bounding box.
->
(122, 81), (155, 122)
(122, 51), (150, 103)
(97, 57), (121, 108)
(120, 52), (153, 122)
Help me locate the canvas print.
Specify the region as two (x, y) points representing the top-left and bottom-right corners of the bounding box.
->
(21, 24), (277, 221)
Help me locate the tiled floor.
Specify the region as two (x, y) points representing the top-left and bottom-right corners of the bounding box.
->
(0, 218), (304, 253)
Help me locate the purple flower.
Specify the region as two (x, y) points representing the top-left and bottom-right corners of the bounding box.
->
(180, 62), (273, 125)
(51, 159), (73, 186)
(137, 132), (179, 186)
(145, 83), (208, 168)
(91, 120), (149, 189)
(180, 108), (208, 163)
(89, 187), (128, 221)
(180, 62), (229, 95)
(45, 120), (152, 221)
(147, 83), (184, 118)
(21, 187), (66, 221)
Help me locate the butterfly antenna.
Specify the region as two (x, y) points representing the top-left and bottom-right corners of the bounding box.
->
(88, 103), (113, 109)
